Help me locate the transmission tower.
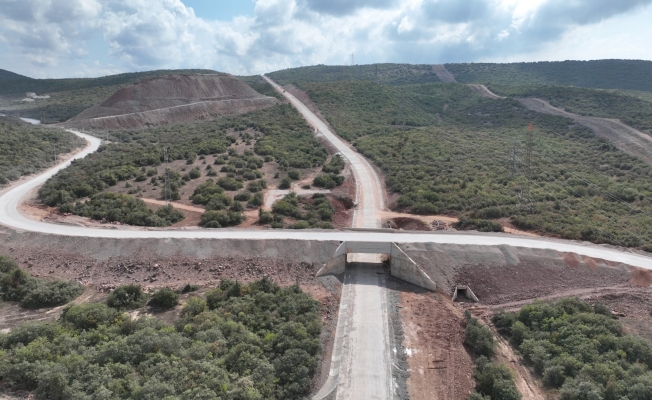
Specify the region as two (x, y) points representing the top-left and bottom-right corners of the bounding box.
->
(509, 138), (520, 175)
(351, 53), (354, 66)
(164, 148), (170, 205)
(523, 121), (535, 212)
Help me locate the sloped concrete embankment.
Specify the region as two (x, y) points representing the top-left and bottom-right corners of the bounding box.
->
(402, 242), (640, 304)
(63, 97), (278, 131)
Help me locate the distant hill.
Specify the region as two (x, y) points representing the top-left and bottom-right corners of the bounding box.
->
(267, 64), (441, 86)
(67, 73), (278, 130)
(0, 69), (218, 97)
(0, 68), (31, 81)
(445, 60), (652, 92)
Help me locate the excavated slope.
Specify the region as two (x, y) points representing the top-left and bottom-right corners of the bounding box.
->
(67, 74), (278, 129)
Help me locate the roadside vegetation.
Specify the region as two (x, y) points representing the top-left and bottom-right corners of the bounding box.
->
(445, 60), (652, 92)
(493, 298), (652, 399)
(260, 192), (335, 229)
(39, 104), (328, 227)
(0, 255), (83, 309)
(464, 311), (521, 400)
(0, 278), (322, 399)
(282, 79), (652, 249)
(0, 117), (85, 185)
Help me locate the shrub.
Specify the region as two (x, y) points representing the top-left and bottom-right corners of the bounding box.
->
(107, 284), (148, 310)
(258, 210), (274, 224)
(181, 283), (199, 293)
(200, 210), (245, 228)
(455, 217), (504, 233)
(322, 154), (345, 174)
(188, 167), (201, 179)
(62, 303), (121, 330)
(288, 170), (301, 180)
(148, 288), (179, 309)
(473, 356), (521, 400)
(279, 177), (292, 189)
(234, 191), (252, 202)
(182, 297), (206, 318)
(248, 192), (264, 207)
(155, 204), (184, 224)
(0, 254), (19, 273)
(217, 177), (243, 191)
(20, 280), (83, 309)
(464, 311), (496, 357)
(312, 174), (344, 188)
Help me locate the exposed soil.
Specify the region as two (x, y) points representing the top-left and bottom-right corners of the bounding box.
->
(387, 217), (432, 231)
(67, 74), (278, 130)
(467, 84), (507, 99)
(431, 65), (457, 83)
(399, 289), (475, 400)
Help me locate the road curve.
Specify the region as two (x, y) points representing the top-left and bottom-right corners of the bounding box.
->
(0, 119), (650, 269)
(262, 75), (385, 228)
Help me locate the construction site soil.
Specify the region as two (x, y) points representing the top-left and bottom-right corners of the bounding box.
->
(66, 74), (278, 130)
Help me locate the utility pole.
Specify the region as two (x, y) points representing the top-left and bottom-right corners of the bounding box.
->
(351, 53), (354, 66)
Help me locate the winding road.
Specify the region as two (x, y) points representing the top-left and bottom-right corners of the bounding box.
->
(0, 79), (651, 400)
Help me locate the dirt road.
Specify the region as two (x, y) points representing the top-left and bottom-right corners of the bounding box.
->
(518, 97), (652, 166)
(263, 76), (385, 228)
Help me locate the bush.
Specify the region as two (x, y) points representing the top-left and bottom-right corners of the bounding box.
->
(0, 255), (83, 309)
(217, 177), (243, 191)
(200, 210), (245, 228)
(181, 283), (199, 293)
(20, 280), (83, 309)
(62, 303), (121, 330)
(107, 284), (148, 310)
(258, 210), (274, 224)
(288, 170), (301, 180)
(234, 191), (252, 202)
(248, 192), (264, 207)
(182, 297), (206, 318)
(155, 204), (184, 224)
(188, 167), (201, 179)
(464, 311), (496, 357)
(455, 217), (504, 233)
(312, 174), (344, 188)
(322, 154), (345, 174)
(279, 177), (292, 189)
(473, 356), (521, 400)
(148, 288), (179, 309)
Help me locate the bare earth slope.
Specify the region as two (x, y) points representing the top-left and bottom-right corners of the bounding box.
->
(66, 74), (278, 130)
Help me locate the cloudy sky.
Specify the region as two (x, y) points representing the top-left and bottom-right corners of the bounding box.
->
(1, 0), (652, 78)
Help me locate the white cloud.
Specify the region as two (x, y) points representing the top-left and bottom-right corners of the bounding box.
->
(0, 0), (651, 78)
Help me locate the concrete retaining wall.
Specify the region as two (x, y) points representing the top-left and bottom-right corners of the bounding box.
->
(389, 243), (437, 291)
(316, 242), (347, 277)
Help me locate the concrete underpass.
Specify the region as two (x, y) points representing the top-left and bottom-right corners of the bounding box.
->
(314, 242), (437, 400)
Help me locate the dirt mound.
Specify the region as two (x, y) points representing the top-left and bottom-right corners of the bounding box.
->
(68, 74), (278, 129)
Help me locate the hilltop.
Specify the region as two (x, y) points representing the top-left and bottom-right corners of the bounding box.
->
(0, 68), (31, 81)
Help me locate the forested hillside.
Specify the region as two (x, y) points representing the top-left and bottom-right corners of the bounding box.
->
(287, 79), (652, 250)
(489, 84), (652, 136)
(446, 60), (652, 92)
(0, 275), (322, 399)
(0, 68), (30, 81)
(267, 63), (441, 86)
(0, 117), (85, 185)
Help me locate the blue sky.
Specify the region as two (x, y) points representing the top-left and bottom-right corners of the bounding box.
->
(1, 0), (652, 78)
(180, 0), (255, 21)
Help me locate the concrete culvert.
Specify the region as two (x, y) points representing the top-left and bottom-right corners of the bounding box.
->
(452, 285), (479, 302)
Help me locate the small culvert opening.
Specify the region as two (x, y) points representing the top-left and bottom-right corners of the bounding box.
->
(452, 285), (479, 302)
